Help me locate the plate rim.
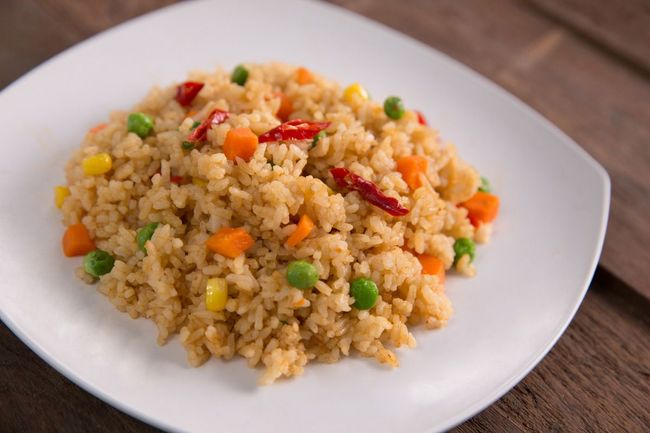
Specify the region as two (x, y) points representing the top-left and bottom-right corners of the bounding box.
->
(0, 1), (611, 432)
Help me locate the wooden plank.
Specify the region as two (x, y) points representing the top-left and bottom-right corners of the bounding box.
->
(328, 0), (553, 75)
(452, 407), (525, 433)
(37, 0), (176, 37)
(0, 0), (175, 89)
(528, 0), (650, 73)
(0, 0), (81, 88)
(327, 0), (650, 296)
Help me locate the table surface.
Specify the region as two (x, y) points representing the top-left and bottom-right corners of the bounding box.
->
(1, 0), (649, 432)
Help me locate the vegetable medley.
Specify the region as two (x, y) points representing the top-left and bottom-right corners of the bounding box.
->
(54, 63), (500, 382)
(56, 63), (500, 313)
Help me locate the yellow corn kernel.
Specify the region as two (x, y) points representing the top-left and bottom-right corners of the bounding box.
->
(192, 177), (207, 187)
(206, 278), (228, 312)
(343, 83), (368, 104)
(54, 186), (70, 209)
(82, 153), (112, 175)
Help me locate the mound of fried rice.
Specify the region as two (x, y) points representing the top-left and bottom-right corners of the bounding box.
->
(59, 63), (491, 384)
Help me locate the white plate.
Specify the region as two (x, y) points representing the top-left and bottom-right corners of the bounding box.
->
(0, 1), (609, 432)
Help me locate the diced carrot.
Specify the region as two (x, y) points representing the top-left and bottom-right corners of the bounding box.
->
(206, 227), (254, 258)
(276, 93), (293, 122)
(89, 123), (107, 134)
(417, 254), (445, 283)
(62, 223), (95, 257)
(396, 155), (428, 190)
(461, 191), (500, 227)
(295, 67), (314, 85)
(285, 214), (315, 248)
(293, 298), (307, 308)
(223, 127), (259, 162)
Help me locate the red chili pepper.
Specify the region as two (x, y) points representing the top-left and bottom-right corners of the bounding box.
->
(415, 110), (427, 126)
(152, 169), (186, 185)
(258, 119), (330, 143)
(175, 81), (204, 107)
(187, 109), (229, 143)
(329, 167), (409, 217)
(170, 175), (186, 184)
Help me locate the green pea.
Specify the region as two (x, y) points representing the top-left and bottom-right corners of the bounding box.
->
(83, 250), (115, 277)
(350, 278), (379, 310)
(127, 112), (154, 138)
(182, 141), (194, 151)
(231, 65), (249, 86)
(137, 222), (159, 253)
(311, 131), (326, 149)
(453, 238), (476, 264)
(286, 260), (319, 289)
(190, 120), (201, 130)
(383, 96), (405, 120)
(478, 176), (491, 193)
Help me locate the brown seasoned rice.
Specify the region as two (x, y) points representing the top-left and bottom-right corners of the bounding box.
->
(58, 62), (492, 384)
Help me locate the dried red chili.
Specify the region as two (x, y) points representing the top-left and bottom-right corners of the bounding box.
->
(329, 167), (409, 217)
(170, 175), (186, 185)
(258, 119), (330, 143)
(187, 109), (230, 143)
(152, 169), (186, 185)
(415, 110), (427, 126)
(175, 81), (204, 107)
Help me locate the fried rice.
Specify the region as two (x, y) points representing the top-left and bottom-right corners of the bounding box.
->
(57, 62), (495, 384)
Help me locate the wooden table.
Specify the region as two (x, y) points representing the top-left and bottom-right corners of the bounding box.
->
(1, 1), (648, 431)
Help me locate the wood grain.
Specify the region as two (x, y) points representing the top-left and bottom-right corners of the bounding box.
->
(0, 0), (80, 89)
(1, 0), (649, 432)
(36, 0), (177, 37)
(528, 0), (650, 74)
